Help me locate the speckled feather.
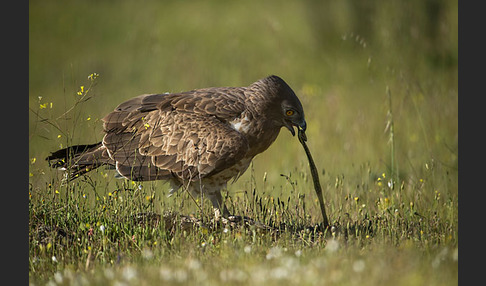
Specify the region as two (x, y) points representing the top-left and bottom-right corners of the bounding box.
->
(47, 75), (305, 216)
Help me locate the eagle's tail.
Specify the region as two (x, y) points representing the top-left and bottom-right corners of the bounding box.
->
(46, 143), (109, 180)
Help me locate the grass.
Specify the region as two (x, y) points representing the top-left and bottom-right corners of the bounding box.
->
(29, 163), (457, 285)
(29, 0), (457, 285)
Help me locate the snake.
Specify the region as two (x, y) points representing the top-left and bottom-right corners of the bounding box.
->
(298, 127), (330, 228)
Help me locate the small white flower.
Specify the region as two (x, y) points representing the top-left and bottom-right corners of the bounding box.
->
(270, 266), (289, 279)
(173, 269), (188, 283)
(352, 259), (365, 272)
(142, 248), (153, 260)
(160, 267), (172, 281)
(326, 239), (339, 253)
(266, 246), (282, 260)
(122, 266), (137, 281)
(53, 272), (63, 284)
(104, 268), (115, 280)
(187, 258), (201, 270)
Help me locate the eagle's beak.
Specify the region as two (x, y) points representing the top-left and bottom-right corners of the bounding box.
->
(298, 120), (307, 132)
(284, 119), (306, 137)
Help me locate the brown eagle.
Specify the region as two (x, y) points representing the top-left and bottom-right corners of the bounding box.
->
(47, 75), (306, 218)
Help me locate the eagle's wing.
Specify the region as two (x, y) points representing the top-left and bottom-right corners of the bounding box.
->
(101, 89), (249, 181)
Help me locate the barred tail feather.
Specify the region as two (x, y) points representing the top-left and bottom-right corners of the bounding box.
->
(46, 143), (109, 180)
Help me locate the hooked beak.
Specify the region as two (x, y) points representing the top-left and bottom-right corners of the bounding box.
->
(284, 119), (306, 137)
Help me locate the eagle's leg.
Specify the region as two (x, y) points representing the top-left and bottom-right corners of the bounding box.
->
(208, 191), (231, 219)
(207, 192), (274, 230)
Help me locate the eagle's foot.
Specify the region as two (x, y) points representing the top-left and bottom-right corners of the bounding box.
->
(227, 215), (252, 224)
(222, 215), (276, 231)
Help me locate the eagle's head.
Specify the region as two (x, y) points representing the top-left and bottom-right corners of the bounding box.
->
(258, 75), (306, 136)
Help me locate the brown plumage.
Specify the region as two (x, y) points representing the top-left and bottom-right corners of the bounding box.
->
(47, 75), (306, 218)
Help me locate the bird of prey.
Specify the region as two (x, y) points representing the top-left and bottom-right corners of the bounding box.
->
(47, 75), (306, 219)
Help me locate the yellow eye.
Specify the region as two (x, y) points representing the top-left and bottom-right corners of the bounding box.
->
(286, 110), (294, 116)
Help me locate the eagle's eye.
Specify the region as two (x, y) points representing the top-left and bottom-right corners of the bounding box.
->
(285, 110), (294, 116)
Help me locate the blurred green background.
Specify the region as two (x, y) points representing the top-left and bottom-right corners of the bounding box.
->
(29, 0), (457, 192)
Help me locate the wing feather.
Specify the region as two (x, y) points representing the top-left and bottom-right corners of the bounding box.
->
(101, 89), (249, 182)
